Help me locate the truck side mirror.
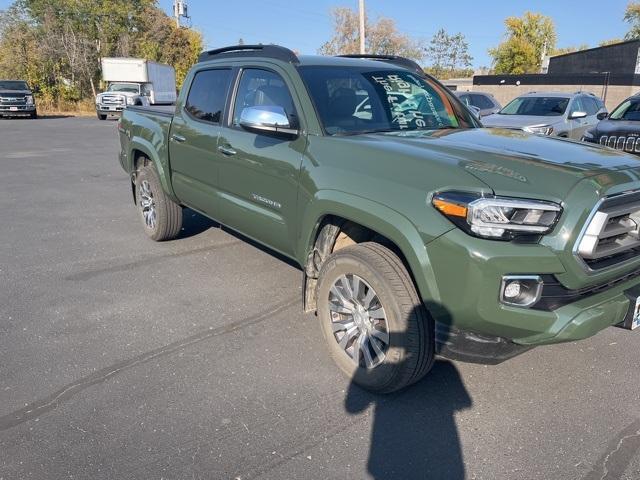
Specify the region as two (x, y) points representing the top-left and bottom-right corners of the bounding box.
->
(239, 106), (298, 136)
(597, 112), (608, 120)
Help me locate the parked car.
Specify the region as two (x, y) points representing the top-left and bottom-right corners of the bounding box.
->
(119, 45), (640, 393)
(0, 80), (37, 118)
(454, 91), (501, 117)
(96, 58), (177, 120)
(482, 91), (607, 139)
(582, 93), (640, 153)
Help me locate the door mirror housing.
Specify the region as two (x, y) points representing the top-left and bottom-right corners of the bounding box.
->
(569, 111), (588, 120)
(239, 106), (298, 136)
(597, 112), (608, 120)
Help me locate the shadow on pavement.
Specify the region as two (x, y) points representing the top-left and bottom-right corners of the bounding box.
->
(345, 360), (472, 479)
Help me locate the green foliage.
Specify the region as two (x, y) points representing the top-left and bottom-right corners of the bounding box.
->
(489, 12), (556, 74)
(625, 2), (640, 39)
(425, 28), (472, 78)
(0, 0), (203, 106)
(553, 44), (589, 56)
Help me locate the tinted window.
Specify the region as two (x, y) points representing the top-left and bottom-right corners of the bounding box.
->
(300, 66), (472, 135)
(570, 97), (586, 115)
(470, 94), (494, 109)
(582, 97), (600, 115)
(499, 96), (569, 116)
(458, 94), (471, 107)
(185, 69), (232, 123)
(232, 69), (297, 126)
(610, 98), (640, 121)
(0, 80), (28, 90)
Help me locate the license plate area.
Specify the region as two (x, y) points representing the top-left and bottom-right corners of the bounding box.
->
(9, 107), (18, 111)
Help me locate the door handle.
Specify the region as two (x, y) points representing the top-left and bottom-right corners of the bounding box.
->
(218, 145), (237, 156)
(171, 133), (186, 143)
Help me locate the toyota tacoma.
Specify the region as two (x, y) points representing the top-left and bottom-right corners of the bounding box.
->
(118, 45), (640, 393)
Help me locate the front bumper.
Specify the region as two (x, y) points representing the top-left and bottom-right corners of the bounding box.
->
(0, 105), (36, 116)
(425, 228), (640, 348)
(97, 105), (125, 114)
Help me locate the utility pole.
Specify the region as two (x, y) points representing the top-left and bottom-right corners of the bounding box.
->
(358, 0), (365, 54)
(173, 0), (189, 28)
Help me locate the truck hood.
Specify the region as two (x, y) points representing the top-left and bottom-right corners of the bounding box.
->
(591, 119), (640, 138)
(354, 128), (640, 201)
(481, 113), (562, 129)
(0, 89), (32, 96)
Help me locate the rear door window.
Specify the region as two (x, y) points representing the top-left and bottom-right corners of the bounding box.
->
(185, 69), (232, 123)
(470, 94), (494, 110)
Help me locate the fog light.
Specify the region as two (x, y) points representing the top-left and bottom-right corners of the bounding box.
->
(500, 275), (543, 308)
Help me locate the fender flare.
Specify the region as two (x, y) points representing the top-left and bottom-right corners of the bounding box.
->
(297, 190), (442, 305)
(128, 137), (178, 201)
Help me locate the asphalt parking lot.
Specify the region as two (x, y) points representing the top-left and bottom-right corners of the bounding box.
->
(1, 116), (639, 480)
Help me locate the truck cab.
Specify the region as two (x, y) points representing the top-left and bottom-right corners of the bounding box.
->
(96, 58), (176, 120)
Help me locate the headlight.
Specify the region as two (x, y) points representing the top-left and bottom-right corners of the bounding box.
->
(25, 95), (33, 105)
(432, 191), (562, 240)
(126, 97), (135, 105)
(523, 125), (553, 135)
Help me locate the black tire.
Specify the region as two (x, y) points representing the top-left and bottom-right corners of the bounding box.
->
(135, 163), (182, 241)
(97, 113), (107, 120)
(317, 242), (434, 393)
(30, 111), (37, 119)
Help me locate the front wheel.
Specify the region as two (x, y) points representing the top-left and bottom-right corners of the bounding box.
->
(97, 113), (107, 120)
(317, 242), (434, 393)
(135, 163), (182, 241)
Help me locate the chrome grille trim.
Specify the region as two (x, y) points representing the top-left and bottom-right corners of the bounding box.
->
(608, 136), (617, 148)
(626, 137), (636, 152)
(574, 190), (640, 272)
(599, 135), (608, 145)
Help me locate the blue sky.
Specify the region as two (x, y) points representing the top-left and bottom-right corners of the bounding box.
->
(0, 0), (633, 67)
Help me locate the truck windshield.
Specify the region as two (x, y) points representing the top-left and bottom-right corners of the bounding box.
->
(108, 83), (140, 93)
(299, 66), (471, 135)
(499, 96), (569, 116)
(609, 98), (640, 121)
(0, 81), (29, 90)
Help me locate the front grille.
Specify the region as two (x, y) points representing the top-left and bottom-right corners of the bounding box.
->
(0, 96), (26, 106)
(100, 95), (125, 105)
(599, 135), (640, 153)
(576, 191), (640, 270)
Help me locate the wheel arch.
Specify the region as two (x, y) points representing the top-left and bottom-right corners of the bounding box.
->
(299, 192), (441, 312)
(129, 138), (177, 203)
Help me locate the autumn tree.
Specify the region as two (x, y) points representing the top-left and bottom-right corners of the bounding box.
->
(489, 12), (556, 74)
(625, 1), (640, 39)
(553, 44), (589, 56)
(0, 0), (202, 106)
(319, 6), (423, 61)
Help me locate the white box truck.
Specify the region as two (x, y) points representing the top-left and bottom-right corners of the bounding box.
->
(96, 58), (177, 120)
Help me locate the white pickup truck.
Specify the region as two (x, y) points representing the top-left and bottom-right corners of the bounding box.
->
(96, 58), (177, 120)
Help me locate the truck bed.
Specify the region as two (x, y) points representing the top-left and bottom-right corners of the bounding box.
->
(126, 105), (175, 117)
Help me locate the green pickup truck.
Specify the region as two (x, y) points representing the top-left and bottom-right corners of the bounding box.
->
(118, 45), (640, 393)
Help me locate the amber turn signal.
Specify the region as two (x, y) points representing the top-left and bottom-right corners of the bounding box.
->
(433, 198), (468, 218)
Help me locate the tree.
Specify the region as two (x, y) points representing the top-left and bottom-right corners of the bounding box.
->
(319, 7), (423, 61)
(0, 0), (202, 106)
(625, 1), (640, 39)
(489, 12), (556, 74)
(424, 29), (472, 79)
(599, 38), (624, 46)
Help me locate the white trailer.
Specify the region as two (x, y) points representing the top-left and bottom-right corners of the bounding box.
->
(96, 58), (177, 119)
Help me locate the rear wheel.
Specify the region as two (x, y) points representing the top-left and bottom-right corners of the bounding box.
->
(135, 163), (182, 241)
(317, 242), (434, 393)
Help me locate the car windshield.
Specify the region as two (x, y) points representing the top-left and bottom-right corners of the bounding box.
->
(609, 99), (640, 121)
(0, 81), (29, 90)
(108, 83), (139, 93)
(499, 96), (569, 116)
(299, 66), (473, 135)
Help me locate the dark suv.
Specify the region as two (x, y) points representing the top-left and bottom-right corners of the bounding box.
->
(0, 80), (37, 118)
(583, 94), (640, 154)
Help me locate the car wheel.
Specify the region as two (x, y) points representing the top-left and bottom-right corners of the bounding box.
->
(30, 111), (37, 119)
(317, 242), (434, 393)
(135, 163), (182, 241)
(97, 113), (107, 120)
